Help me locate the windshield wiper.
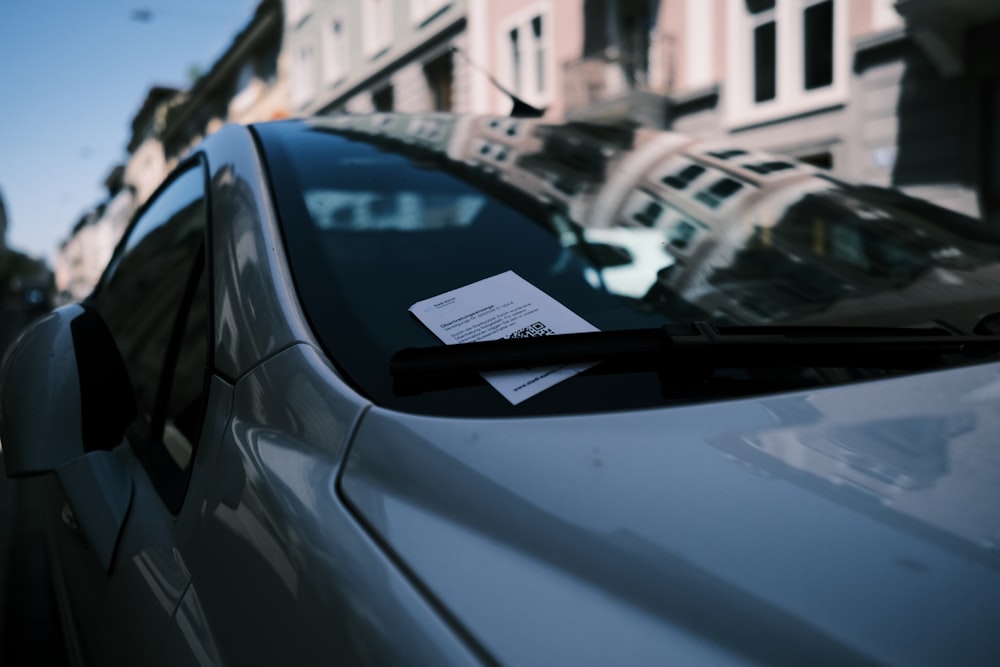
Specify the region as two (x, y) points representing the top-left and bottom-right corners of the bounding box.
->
(390, 322), (1000, 383)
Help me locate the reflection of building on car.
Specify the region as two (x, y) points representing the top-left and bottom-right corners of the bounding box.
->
(709, 392), (989, 570)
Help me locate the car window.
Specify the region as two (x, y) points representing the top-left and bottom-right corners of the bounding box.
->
(91, 162), (210, 511)
(258, 121), (1000, 418)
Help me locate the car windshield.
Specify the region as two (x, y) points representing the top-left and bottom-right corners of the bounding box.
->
(256, 116), (1000, 417)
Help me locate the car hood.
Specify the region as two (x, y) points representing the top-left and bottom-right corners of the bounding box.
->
(340, 363), (1000, 667)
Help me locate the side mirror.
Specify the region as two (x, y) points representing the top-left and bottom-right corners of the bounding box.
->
(0, 304), (135, 474)
(0, 304), (137, 572)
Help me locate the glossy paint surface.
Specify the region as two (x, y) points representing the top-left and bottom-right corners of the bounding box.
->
(203, 125), (314, 381)
(41, 445), (194, 664)
(171, 343), (483, 665)
(342, 362), (1000, 666)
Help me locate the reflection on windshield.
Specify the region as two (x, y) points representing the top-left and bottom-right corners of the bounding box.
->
(305, 190), (485, 231)
(307, 113), (1000, 334)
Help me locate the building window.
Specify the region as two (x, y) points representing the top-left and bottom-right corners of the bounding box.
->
(725, 0), (847, 126)
(372, 84), (394, 111)
(291, 44), (316, 109)
(632, 199), (664, 227)
(797, 151), (833, 170)
(663, 164), (707, 190)
(531, 15), (545, 95)
(753, 21), (777, 102)
(499, 5), (553, 108)
(509, 28), (523, 94)
(748, 0), (777, 102)
(695, 177), (746, 209)
(618, 0), (653, 87)
(322, 17), (349, 84)
(423, 51), (454, 111)
(743, 160), (795, 174)
(363, 0), (393, 57)
(803, 0), (833, 90)
(706, 149), (749, 160)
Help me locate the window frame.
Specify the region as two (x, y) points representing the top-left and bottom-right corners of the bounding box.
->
(321, 15), (350, 85)
(497, 3), (554, 109)
(724, 0), (849, 128)
(91, 156), (214, 513)
(362, 0), (393, 58)
(291, 41), (318, 109)
(684, 0), (717, 89)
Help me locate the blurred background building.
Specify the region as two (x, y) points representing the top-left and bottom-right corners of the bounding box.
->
(0, 188), (6, 257)
(53, 0), (1000, 300)
(0, 187), (53, 355)
(53, 166), (134, 303)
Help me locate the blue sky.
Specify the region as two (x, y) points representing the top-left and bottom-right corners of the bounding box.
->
(0, 0), (258, 264)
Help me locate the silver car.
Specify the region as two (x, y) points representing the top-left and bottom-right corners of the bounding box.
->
(2, 114), (999, 665)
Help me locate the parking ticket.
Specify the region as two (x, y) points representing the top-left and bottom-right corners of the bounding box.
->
(409, 270), (598, 404)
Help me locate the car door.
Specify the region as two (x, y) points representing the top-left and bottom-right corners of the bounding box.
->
(42, 159), (217, 665)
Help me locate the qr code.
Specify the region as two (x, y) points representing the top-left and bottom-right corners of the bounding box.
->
(504, 321), (556, 339)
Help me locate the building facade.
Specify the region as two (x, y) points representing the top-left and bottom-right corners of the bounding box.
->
(0, 186), (6, 255)
(55, 0), (1000, 299)
(119, 0), (286, 217)
(160, 0), (287, 168)
(57, 0), (288, 301)
(54, 166), (135, 303)
(563, 0), (1000, 223)
(124, 86), (185, 208)
(469, 0), (586, 119)
(284, 0), (474, 115)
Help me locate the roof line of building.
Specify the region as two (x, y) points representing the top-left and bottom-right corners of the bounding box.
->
(160, 0), (282, 143)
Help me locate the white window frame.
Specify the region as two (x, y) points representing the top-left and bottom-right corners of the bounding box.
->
(291, 43), (317, 109)
(321, 15), (349, 84)
(684, 0), (716, 90)
(724, 0), (849, 128)
(496, 3), (554, 109)
(363, 0), (393, 58)
(411, 0), (450, 25)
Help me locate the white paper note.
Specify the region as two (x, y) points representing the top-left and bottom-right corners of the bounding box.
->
(409, 271), (598, 404)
